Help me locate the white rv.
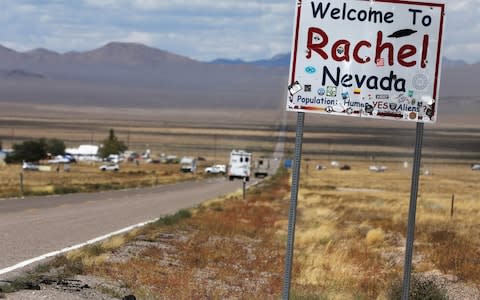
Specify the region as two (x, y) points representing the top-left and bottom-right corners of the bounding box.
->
(228, 150), (252, 181)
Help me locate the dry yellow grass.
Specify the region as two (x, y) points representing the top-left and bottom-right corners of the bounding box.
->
(0, 161), (214, 198)
(366, 228), (385, 247)
(291, 160), (480, 298)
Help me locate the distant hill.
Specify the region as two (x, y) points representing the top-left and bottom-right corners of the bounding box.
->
(0, 42), (286, 110)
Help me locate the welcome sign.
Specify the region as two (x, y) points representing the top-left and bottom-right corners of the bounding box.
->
(287, 0), (445, 123)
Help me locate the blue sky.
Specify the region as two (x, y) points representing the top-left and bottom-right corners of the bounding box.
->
(0, 0), (479, 63)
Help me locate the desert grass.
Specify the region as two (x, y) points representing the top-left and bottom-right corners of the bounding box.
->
(290, 160), (480, 299)
(0, 161), (214, 198)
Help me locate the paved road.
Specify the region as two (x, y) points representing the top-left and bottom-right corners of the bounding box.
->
(0, 178), (247, 278)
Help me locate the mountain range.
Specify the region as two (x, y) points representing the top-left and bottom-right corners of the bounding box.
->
(0, 42), (478, 121)
(0, 42), (289, 110)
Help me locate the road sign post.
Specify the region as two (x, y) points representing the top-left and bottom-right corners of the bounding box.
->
(402, 122), (424, 300)
(282, 112), (305, 300)
(283, 0), (445, 298)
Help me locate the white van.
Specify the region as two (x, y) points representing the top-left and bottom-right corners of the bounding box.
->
(228, 150), (252, 181)
(180, 157), (197, 173)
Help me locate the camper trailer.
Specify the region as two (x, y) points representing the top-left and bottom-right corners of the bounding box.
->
(180, 157), (197, 173)
(254, 157), (272, 178)
(228, 150), (252, 181)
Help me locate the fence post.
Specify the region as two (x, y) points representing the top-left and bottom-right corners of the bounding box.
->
(450, 194), (455, 218)
(243, 178), (246, 200)
(20, 172), (24, 198)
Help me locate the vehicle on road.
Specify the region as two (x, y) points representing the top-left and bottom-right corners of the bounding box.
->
(228, 150), (251, 181)
(254, 158), (271, 178)
(180, 157), (197, 173)
(99, 163), (119, 172)
(204, 164), (226, 174)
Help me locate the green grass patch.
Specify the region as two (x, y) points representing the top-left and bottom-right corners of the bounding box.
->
(54, 185), (81, 194)
(154, 209), (192, 227)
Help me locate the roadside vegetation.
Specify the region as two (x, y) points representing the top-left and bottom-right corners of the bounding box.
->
(0, 162), (214, 198)
(289, 160), (479, 299)
(4, 138), (65, 163)
(2, 161), (479, 299)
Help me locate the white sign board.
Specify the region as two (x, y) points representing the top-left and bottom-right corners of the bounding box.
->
(287, 0), (445, 123)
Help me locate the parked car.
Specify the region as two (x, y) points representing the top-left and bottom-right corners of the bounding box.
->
(47, 154), (76, 164)
(204, 164), (226, 174)
(99, 163), (119, 171)
(472, 164), (480, 171)
(22, 161), (39, 171)
(369, 165), (387, 172)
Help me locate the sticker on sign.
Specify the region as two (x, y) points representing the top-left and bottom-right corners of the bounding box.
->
(286, 0), (445, 123)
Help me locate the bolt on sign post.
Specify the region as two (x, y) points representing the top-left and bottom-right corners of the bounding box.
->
(283, 1), (445, 299)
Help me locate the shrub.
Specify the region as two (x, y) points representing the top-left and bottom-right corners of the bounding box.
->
(155, 209), (191, 226)
(388, 275), (448, 300)
(54, 186), (80, 194)
(366, 228), (385, 246)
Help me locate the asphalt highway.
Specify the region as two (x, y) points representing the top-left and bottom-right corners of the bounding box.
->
(0, 178), (246, 279)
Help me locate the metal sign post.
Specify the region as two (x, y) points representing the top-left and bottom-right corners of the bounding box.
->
(282, 112), (305, 300)
(402, 122), (424, 300)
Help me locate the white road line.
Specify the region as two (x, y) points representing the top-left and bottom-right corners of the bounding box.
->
(0, 217), (159, 276)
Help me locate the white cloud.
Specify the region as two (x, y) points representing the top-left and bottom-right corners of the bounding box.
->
(119, 31), (156, 45)
(83, 0), (123, 8)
